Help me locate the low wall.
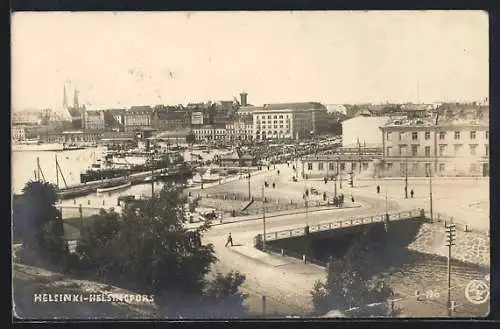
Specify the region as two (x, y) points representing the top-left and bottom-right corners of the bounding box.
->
(407, 221), (490, 267)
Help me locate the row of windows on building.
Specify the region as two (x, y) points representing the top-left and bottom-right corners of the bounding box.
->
(256, 114), (290, 120)
(256, 130), (291, 135)
(385, 162), (483, 173)
(306, 162), (369, 171)
(387, 144), (489, 157)
(386, 130), (489, 141)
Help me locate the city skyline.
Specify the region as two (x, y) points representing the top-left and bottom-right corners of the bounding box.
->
(12, 11), (488, 112)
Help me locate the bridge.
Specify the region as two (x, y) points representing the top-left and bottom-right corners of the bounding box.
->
(260, 209), (424, 243)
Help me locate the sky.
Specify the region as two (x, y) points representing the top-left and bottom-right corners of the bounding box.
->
(11, 11), (489, 112)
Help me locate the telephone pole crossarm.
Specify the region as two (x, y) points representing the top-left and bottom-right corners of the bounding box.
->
(445, 221), (456, 317)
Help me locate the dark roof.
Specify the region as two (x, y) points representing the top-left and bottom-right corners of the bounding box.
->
(129, 105), (153, 111)
(155, 110), (186, 120)
(263, 102), (326, 111)
(67, 107), (82, 118)
(106, 109), (126, 114)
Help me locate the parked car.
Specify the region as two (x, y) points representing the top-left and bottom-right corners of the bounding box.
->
(310, 188), (320, 195)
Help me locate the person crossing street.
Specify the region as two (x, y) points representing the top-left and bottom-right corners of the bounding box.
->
(225, 233), (233, 247)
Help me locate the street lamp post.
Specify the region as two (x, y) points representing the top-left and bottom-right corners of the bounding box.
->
(262, 184), (266, 250)
(428, 166), (434, 222)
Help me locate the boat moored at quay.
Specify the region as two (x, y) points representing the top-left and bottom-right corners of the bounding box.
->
(96, 180), (132, 193)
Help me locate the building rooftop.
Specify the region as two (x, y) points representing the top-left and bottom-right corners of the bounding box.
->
(382, 114), (488, 128)
(301, 153), (382, 161)
(263, 102), (326, 111)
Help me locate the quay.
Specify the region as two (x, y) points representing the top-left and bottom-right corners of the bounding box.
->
(57, 167), (192, 199)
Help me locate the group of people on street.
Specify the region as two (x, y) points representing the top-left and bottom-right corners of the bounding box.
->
(376, 185), (415, 198)
(331, 194), (345, 207)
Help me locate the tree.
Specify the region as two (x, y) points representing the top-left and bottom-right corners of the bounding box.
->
(73, 184), (247, 317)
(75, 209), (120, 275)
(203, 271), (248, 317)
(13, 181), (68, 265)
(311, 227), (399, 317)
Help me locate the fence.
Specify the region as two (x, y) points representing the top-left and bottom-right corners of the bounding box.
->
(57, 204), (109, 220)
(240, 200), (327, 217)
(262, 209), (423, 242)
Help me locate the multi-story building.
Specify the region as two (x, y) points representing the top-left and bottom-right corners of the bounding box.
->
(104, 109), (126, 132)
(44, 130), (102, 144)
(12, 110), (41, 126)
(152, 108), (191, 131)
(192, 124), (227, 142)
(83, 110), (105, 131)
(191, 111), (204, 125)
(123, 106), (153, 132)
(240, 102), (328, 141)
(12, 125), (26, 141)
(380, 113), (489, 177)
(225, 115), (253, 141)
(298, 147), (384, 179)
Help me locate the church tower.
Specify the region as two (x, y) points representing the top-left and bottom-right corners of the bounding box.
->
(63, 84), (68, 109)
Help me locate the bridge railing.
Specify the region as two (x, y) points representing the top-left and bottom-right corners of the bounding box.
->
(263, 209), (423, 242)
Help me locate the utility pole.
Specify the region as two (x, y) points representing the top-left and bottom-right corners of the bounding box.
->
(338, 159), (343, 189)
(151, 153), (155, 199)
(262, 184), (266, 251)
(385, 191), (389, 216)
(37, 157), (40, 182)
(445, 221), (456, 317)
(334, 175), (338, 198)
(428, 166), (434, 222)
(405, 150), (409, 199)
(247, 167), (251, 200)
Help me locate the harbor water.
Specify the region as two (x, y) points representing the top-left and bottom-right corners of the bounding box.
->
(12, 148), (108, 195)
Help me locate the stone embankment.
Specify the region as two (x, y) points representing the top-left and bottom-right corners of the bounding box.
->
(407, 220), (490, 267)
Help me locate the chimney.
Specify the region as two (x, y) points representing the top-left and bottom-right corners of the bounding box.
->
(240, 91), (248, 106)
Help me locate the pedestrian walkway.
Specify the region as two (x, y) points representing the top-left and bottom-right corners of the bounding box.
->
(185, 202), (363, 230)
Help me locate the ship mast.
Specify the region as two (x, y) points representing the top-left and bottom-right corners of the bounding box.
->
(55, 155), (68, 188)
(36, 157), (46, 182)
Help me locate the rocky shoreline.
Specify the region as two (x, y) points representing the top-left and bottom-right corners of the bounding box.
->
(407, 221), (490, 268)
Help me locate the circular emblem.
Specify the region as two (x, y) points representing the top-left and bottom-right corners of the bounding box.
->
(465, 280), (490, 305)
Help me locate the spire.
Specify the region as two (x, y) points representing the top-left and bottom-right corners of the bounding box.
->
(63, 84), (68, 109)
(73, 89), (79, 109)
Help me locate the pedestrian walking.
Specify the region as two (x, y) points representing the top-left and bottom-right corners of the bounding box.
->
(324, 177), (328, 184)
(376, 185), (380, 194)
(410, 189), (414, 198)
(272, 182), (276, 189)
(225, 233), (233, 247)
(277, 170), (280, 175)
(351, 195), (355, 203)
